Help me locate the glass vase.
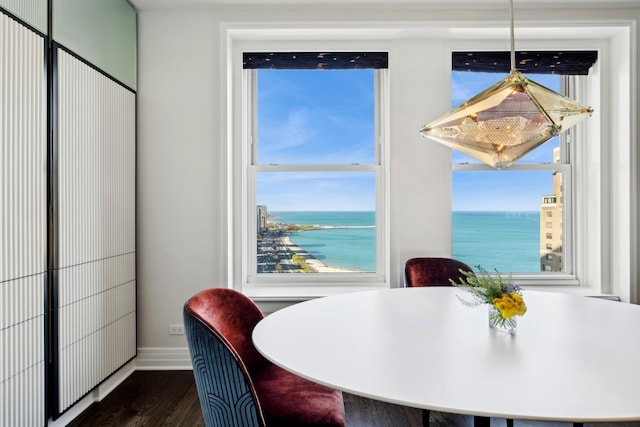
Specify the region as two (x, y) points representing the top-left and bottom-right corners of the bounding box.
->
(488, 305), (517, 333)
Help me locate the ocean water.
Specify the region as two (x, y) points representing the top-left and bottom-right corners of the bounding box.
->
(270, 211), (542, 273)
(452, 211), (541, 273)
(271, 211), (376, 272)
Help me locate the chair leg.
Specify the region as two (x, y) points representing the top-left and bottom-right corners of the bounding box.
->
(474, 415), (490, 427)
(506, 418), (514, 427)
(422, 409), (430, 426)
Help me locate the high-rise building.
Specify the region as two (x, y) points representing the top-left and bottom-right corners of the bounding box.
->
(257, 205), (268, 233)
(540, 148), (563, 271)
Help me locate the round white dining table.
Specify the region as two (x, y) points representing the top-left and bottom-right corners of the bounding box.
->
(252, 287), (640, 423)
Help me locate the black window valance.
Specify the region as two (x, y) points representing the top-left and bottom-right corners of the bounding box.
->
(243, 52), (389, 70)
(453, 51), (598, 75)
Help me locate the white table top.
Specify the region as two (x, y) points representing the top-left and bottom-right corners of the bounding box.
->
(252, 287), (640, 423)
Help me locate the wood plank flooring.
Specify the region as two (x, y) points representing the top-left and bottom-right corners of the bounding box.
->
(67, 371), (640, 427)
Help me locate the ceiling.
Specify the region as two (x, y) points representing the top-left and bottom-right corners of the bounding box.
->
(130, 0), (640, 11)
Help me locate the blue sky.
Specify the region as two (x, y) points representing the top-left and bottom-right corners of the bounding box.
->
(257, 69), (375, 165)
(256, 69), (560, 211)
(257, 69), (376, 211)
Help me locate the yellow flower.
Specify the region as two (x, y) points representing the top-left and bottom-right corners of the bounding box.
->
(492, 293), (527, 319)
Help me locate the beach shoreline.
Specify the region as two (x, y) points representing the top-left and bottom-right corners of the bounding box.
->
(281, 235), (358, 273)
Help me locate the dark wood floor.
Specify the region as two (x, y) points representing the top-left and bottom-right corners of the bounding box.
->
(68, 371), (640, 427)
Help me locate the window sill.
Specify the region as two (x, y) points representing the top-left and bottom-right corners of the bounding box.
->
(244, 282), (618, 303)
(521, 285), (620, 301)
(243, 282), (390, 302)
(515, 274), (619, 300)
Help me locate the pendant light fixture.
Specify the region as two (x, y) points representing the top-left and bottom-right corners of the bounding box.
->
(419, 0), (593, 169)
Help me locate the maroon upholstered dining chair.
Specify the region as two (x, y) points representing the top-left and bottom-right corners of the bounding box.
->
(404, 258), (513, 427)
(184, 288), (346, 427)
(404, 257), (474, 287)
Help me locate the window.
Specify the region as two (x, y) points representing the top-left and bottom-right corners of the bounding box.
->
(226, 24), (633, 300)
(449, 49), (600, 280)
(451, 70), (570, 275)
(242, 52), (388, 288)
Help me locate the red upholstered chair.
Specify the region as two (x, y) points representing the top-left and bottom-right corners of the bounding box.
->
(404, 257), (474, 287)
(404, 258), (513, 427)
(183, 288), (346, 427)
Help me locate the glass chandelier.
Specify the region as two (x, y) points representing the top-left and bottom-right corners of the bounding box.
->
(419, 0), (593, 169)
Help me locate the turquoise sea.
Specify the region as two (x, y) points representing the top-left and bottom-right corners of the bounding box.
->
(452, 211), (541, 273)
(272, 211), (376, 272)
(271, 211), (541, 273)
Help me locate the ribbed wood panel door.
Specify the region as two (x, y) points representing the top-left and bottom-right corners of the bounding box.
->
(54, 47), (136, 414)
(0, 11), (47, 427)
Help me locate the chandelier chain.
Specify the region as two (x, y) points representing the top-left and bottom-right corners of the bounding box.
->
(509, 0), (516, 72)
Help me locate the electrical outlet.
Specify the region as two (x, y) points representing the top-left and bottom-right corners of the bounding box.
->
(169, 324), (185, 335)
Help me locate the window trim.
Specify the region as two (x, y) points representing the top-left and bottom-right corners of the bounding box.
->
(445, 32), (629, 294)
(224, 21), (636, 302)
(447, 59), (590, 288)
(452, 162), (576, 285)
(235, 53), (391, 297)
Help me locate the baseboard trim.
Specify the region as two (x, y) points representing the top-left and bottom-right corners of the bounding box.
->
(135, 347), (193, 370)
(47, 360), (136, 426)
(47, 350), (192, 425)
(96, 360), (137, 400)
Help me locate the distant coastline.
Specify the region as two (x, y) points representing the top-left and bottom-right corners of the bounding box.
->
(257, 211), (375, 273)
(256, 228), (360, 273)
(258, 210), (543, 274)
(282, 235), (358, 273)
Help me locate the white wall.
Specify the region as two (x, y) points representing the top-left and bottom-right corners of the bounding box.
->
(135, 6), (640, 354)
(137, 9), (457, 351)
(137, 11), (226, 350)
(389, 38), (454, 279)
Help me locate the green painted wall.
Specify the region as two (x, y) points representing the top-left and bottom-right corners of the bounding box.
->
(53, 0), (137, 90)
(0, 0), (47, 33)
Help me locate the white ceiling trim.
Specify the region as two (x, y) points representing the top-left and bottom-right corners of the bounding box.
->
(129, 0), (640, 12)
(223, 20), (629, 42)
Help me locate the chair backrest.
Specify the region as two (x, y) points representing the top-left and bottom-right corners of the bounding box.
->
(184, 288), (268, 427)
(404, 257), (474, 287)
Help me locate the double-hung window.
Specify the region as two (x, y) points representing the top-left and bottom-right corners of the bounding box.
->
(240, 52), (389, 292)
(449, 51), (597, 284)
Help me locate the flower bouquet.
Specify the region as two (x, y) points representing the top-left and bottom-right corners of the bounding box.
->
(449, 266), (527, 333)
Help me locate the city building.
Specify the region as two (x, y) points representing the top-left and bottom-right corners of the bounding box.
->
(257, 205), (268, 233)
(540, 147), (563, 272)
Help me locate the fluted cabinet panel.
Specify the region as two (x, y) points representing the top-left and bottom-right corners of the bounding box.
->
(57, 256), (135, 350)
(57, 311), (135, 410)
(57, 252), (135, 308)
(57, 49), (136, 268)
(0, 11), (46, 427)
(56, 48), (136, 413)
(0, 12), (46, 283)
(0, 276), (45, 427)
(0, 0), (47, 34)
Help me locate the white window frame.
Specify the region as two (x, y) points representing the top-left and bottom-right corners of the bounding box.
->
(446, 29), (633, 297)
(229, 41), (391, 299)
(450, 73), (578, 286)
(452, 152), (576, 286)
(224, 21), (635, 302)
